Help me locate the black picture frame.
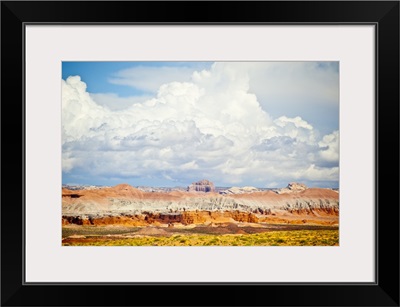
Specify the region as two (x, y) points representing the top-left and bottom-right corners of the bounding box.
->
(1, 1), (399, 306)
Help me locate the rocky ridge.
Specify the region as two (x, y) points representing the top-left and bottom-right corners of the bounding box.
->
(62, 183), (339, 226)
(219, 186), (259, 194)
(275, 182), (308, 194)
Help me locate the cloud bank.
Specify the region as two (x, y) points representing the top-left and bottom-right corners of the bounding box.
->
(99, 62), (339, 135)
(62, 63), (339, 187)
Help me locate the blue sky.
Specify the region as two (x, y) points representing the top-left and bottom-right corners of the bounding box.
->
(62, 62), (144, 96)
(62, 62), (212, 97)
(62, 61), (339, 188)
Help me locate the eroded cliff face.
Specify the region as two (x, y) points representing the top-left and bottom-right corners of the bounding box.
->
(62, 207), (338, 227)
(62, 183), (339, 226)
(62, 211), (261, 226)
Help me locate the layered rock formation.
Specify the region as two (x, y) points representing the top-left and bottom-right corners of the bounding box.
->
(62, 210), (260, 226)
(187, 179), (216, 193)
(62, 182), (339, 227)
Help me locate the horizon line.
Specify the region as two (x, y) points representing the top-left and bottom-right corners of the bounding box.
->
(62, 182), (339, 189)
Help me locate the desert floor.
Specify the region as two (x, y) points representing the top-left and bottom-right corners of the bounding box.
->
(62, 222), (339, 246)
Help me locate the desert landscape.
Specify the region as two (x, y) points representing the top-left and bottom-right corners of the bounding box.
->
(62, 62), (339, 246)
(62, 180), (339, 246)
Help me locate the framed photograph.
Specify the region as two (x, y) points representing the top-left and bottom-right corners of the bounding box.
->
(1, 1), (399, 306)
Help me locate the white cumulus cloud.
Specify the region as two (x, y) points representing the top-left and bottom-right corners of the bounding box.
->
(318, 130), (339, 164)
(62, 63), (339, 187)
(89, 93), (153, 111)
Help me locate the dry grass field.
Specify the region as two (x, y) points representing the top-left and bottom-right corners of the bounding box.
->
(62, 225), (339, 246)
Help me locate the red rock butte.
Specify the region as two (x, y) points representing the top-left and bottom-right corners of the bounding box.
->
(187, 179), (216, 193)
